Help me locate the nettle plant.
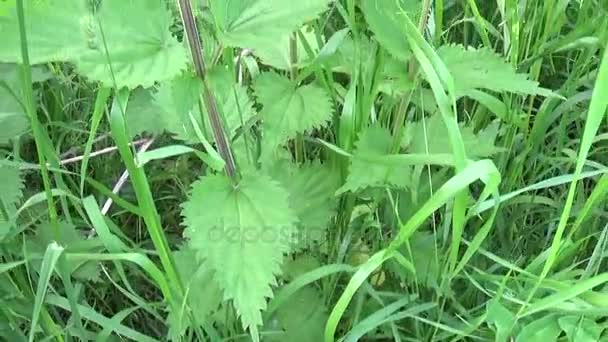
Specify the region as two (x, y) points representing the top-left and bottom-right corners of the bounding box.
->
(1, 0), (582, 340)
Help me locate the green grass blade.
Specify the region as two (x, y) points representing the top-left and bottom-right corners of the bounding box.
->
(534, 42), (608, 289)
(29, 242), (63, 342)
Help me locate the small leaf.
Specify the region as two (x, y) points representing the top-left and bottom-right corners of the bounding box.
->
(268, 160), (340, 248)
(158, 68), (255, 144)
(254, 27), (320, 70)
(255, 72), (333, 151)
(167, 247), (223, 338)
(124, 88), (166, 138)
(389, 231), (440, 288)
(28, 221), (101, 282)
(182, 171), (298, 336)
(0, 163), (23, 239)
(486, 300), (516, 342)
(436, 44), (555, 97)
(404, 115), (502, 159)
(266, 286), (328, 342)
(339, 125), (411, 193)
(360, 0), (419, 61)
(516, 315), (561, 342)
(210, 0), (331, 50)
(558, 316), (603, 342)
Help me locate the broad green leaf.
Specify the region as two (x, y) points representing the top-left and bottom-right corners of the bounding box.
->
(182, 171), (298, 336)
(558, 316), (603, 342)
(77, 0), (188, 88)
(0, 0), (187, 88)
(516, 315), (561, 342)
(268, 160), (340, 248)
(0, 0), (86, 63)
(157, 68), (255, 144)
(404, 115), (502, 159)
(266, 286), (328, 342)
(436, 44), (554, 97)
(486, 300), (516, 342)
(209, 0), (331, 49)
(360, 0), (419, 61)
(167, 247), (222, 338)
(125, 88), (166, 138)
(339, 125), (411, 194)
(255, 72), (332, 150)
(254, 27), (320, 70)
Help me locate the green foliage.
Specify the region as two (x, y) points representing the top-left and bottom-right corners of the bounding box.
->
(360, 0), (419, 61)
(182, 171), (298, 335)
(0, 0), (187, 88)
(436, 44), (554, 97)
(255, 71), (333, 151)
(151, 68), (255, 143)
(1, 0), (606, 341)
(486, 300), (517, 342)
(403, 114), (502, 158)
(210, 0), (331, 49)
(267, 286), (328, 342)
(0, 163), (23, 239)
(339, 125), (411, 193)
(167, 247), (222, 337)
(268, 160), (340, 248)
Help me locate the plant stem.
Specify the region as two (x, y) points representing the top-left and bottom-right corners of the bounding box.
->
(177, 0), (238, 181)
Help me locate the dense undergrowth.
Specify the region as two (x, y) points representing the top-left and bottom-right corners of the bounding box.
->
(0, 0), (607, 341)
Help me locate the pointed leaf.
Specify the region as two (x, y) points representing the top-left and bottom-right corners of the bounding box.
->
(437, 44), (555, 97)
(339, 125), (411, 193)
(210, 0), (331, 49)
(157, 68), (255, 144)
(268, 160), (340, 247)
(182, 171), (298, 334)
(255, 72), (332, 150)
(404, 115), (502, 159)
(360, 0), (419, 61)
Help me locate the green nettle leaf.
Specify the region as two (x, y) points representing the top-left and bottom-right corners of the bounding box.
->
(76, 0), (188, 88)
(167, 247), (222, 338)
(403, 115), (502, 159)
(182, 171), (298, 335)
(558, 316), (603, 342)
(339, 125), (411, 194)
(436, 44), (554, 97)
(360, 0), (419, 61)
(209, 0), (331, 49)
(156, 68), (255, 144)
(254, 27), (320, 70)
(125, 88), (167, 138)
(255, 72), (333, 150)
(266, 286), (328, 342)
(268, 160), (340, 247)
(0, 163), (23, 239)
(0, 0), (187, 89)
(0, 0), (86, 63)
